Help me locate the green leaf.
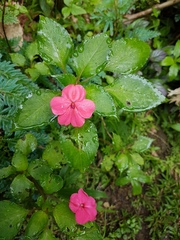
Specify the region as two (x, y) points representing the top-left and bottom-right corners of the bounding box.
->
(11, 151), (28, 171)
(25, 68), (40, 81)
(171, 123), (180, 132)
(25, 41), (39, 62)
(10, 174), (34, 201)
(40, 174), (63, 194)
(35, 62), (50, 75)
(131, 180), (142, 195)
(37, 16), (73, 70)
(28, 160), (63, 194)
(53, 202), (76, 229)
(115, 153), (129, 173)
(62, 6), (71, 18)
(15, 90), (56, 129)
(25, 210), (48, 238)
(39, 229), (57, 240)
(0, 200), (28, 240)
(118, 0), (135, 14)
(40, 0), (53, 16)
(101, 155), (115, 171)
(126, 27), (160, 41)
(15, 133), (37, 155)
(169, 63), (179, 79)
(60, 121), (99, 171)
(174, 40), (180, 59)
(85, 84), (116, 116)
(64, 0), (72, 6)
(131, 136), (153, 152)
(28, 160), (52, 181)
(74, 225), (103, 240)
(53, 73), (76, 87)
(161, 56), (174, 66)
(116, 176), (130, 186)
(70, 33), (109, 78)
(131, 153), (144, 166)
(85, 189), (107, 199)
(128, 167), (150, 183)
(105, 38), (150, 74)
(112, 133), (123, 150)
(105, 75), (165, 112)
(71, 4), (86, 15)
(10, 53), (26, 67)
(0, 165), (16, 180)
(43, 141), (65, 169)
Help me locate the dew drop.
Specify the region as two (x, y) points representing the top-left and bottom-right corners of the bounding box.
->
(26, 92), (33, 99)
(16, 222), (21, 229)
(109, 49), (113, 57)
(73, 51), (79, 57)
(66, 43), (72, 49)
(78, 44), (84, 53)
(96, 62), (107, 74)
(92, 136), (97, 143)
(106, 37), (112, 44)
(36, 90), (41, 95)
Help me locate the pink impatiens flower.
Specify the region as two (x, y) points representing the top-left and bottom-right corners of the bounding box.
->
(50, 84), (95, 127)
(69, 188), (97, 225)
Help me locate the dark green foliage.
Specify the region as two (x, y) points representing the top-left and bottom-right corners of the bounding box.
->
(0, 59), (38, 133)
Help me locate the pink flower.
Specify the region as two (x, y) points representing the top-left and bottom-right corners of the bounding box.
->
(69, 188), (97, 225)
(50, 84), (95, 127)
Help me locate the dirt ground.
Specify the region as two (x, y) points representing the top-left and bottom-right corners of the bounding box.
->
(97, 127), (170, 239)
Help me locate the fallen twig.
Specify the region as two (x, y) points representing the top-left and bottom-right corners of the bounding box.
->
(124, 0), (180, 23)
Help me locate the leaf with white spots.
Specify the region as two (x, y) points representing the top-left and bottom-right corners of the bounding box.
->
(105, 74), (165, 112)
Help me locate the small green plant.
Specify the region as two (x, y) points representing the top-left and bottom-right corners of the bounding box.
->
(161, 40), (180, 81)
(0, 14), (165, 239)
(107, 212), (142, 240)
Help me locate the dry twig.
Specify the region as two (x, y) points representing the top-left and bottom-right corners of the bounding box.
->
(124, 0), (180, 23)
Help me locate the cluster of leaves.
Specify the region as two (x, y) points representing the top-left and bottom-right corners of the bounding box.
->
(1, 0), (180, 239)
(0, 14), (165, 238)
(0, 57), (38, 133)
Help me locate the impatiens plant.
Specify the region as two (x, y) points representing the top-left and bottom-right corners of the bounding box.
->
(0, 15), (166, 239)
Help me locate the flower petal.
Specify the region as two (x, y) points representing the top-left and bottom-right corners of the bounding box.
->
(50, 97), (71, 115)
(85, 207), (97, 221)
(77, 189), (89, 202)
(62, 84), (86, 102)
(69, 193), (80, 213)
(57, 107), (72, 126)
(76, 99), (95, 118)
(75, 208), (91, 225)
(84, 196), (97, 208)
(70, 109), (85, 127)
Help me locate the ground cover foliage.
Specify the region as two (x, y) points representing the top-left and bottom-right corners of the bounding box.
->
(0, 0), (180, 239)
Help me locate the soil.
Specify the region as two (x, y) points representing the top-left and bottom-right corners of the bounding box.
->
(97, 127), (170, 239)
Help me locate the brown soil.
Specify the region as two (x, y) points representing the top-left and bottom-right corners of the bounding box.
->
(97, 126), (170, 239)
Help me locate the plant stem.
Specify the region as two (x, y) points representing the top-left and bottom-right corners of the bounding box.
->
(1, 0), (12, 52)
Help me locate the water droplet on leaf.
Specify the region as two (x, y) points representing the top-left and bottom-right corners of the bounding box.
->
(78, 44), (84, 53)
(73, 51), (79, 57)
(36, 90), (41, 95)
(96, 62), (107, 74)
(26, 92), (33, 99)
(106, 37), (112, 44)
